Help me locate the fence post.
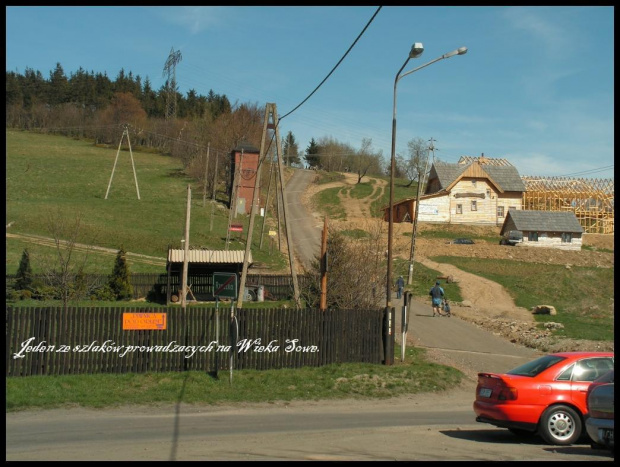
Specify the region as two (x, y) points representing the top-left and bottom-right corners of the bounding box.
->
(382, 306), (395, 365)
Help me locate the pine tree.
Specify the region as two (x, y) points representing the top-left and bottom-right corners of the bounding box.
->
(282, 131), (301, 167)
(108, 246), (133, 300)
(15, 249), (33, 291)
(304, 138), (321, 169)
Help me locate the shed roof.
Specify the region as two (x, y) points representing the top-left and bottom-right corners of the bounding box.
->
(504, 210), (584, 233)
(167, 249), (252, 264)
(232, 141), (260, 154)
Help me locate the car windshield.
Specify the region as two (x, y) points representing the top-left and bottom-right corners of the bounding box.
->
(507, 355), (566, 377)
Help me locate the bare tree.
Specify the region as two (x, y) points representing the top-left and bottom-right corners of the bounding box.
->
(301, 219), (386, 309)
(402, 137), (427, 188)
(41, 209), (98, 310)
(350, 138), (383, 184)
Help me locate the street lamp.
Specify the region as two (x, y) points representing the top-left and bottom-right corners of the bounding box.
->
(386, 45), (467, 309)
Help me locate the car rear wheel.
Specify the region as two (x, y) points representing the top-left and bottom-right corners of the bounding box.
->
(538, 405), (582, 445)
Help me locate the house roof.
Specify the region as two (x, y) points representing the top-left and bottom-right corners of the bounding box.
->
(431, 161), (526, 193)
(503, 210), (584, 234)
(167, 249), (252, 265)
(482, 165), (526, 192)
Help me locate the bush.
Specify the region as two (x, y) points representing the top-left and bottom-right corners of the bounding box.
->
(108, 246), (133, 300)
(19, 289), (32, 300)
(7, 289), (20, 302)
(31, 285), (59, 301)
(93, 285), (116, 301)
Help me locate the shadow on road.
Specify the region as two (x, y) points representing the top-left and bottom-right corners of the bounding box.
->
(440, 428), (612, 458)
(440, 428), (545, 445)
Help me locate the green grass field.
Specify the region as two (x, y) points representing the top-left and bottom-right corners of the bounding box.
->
(6, 130), (287, 275)
(6, 344), (463, 412)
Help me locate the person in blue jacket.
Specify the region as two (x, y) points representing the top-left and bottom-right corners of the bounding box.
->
(396, 275), (405, 299)
(429, 280), (445, 317)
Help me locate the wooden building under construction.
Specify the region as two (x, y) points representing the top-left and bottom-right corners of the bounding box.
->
(521, 176), (614, 234)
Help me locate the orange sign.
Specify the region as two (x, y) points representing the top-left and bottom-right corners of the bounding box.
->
(123, 313), (167, 330)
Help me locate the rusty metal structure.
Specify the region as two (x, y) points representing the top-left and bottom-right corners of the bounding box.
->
(520, 176), (614, 234)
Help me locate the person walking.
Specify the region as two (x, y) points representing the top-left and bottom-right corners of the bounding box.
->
(396, 275), (405, 299)
(429, 280), (445, 316)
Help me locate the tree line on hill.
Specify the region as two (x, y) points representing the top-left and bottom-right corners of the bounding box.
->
(6, 63), (425, 188)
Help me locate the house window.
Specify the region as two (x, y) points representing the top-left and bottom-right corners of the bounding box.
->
(472, 180), (477, 187)
(456, 204), (462, 214)
(561, 232), (572, 243)
(528, 232), (539, 242)
(497, 206), (504, 217)
(471, 200), (477, 211)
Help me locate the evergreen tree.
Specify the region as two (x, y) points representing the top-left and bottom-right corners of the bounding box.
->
(304, 138), (321, 169)
(282, 131), (301, 167)
(48, 62), (69, 105)
(108, 246), (133, 300)
(15, 249), (33, 291)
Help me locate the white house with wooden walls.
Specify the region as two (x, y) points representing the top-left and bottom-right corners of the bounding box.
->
(384, 155), (526, 226)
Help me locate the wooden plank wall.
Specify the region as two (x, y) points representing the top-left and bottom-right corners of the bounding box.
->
(6, 306), (385, 377)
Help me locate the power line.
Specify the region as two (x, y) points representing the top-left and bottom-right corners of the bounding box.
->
(279, 6), (382, 122)
(555, 165), (614, 178)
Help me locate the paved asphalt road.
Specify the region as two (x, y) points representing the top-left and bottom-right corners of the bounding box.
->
(284, 169), (322, 271)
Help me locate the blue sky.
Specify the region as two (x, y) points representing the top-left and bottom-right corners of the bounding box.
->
(6, 6), (614, 179)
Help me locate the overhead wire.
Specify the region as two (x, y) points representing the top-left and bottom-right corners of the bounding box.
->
(279, 6), (382, 122)
(254, 6), (383, 171)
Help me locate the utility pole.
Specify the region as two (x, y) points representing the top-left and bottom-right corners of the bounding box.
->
(407, 138), (434, 285)
(428, 137), (437, 164)
(320, 216), (328, 311)
(105, 124), (140, 200)
(181, 184), (191, 309)
(226, 150), (242, 250)
(210, 149), (219, 231)
(273, 105), (301, 308)
(233, 149), (244, 219)
(275, 159), (283, 252)
(259, 144), (276, 250)
(237, 116), (269, 308)
(202, 143), (210, 207)
(237, 103), (300, 308)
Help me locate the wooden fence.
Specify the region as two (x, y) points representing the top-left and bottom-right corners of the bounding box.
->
(6, 306), (392, 377)
(6, 273), (311, 302)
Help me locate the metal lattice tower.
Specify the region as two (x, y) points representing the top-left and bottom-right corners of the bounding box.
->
(162, 47), (182, 120)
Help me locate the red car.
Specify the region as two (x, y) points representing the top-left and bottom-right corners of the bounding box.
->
(473, 352), (614, 445)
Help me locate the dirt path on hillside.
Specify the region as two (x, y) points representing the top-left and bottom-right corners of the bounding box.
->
(337, 173), (387, 220)
(6, 232), (167, 268)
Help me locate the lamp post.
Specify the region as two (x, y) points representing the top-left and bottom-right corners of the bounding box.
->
(386, 45), (467, 309)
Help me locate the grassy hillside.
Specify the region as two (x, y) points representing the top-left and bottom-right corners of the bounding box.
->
(5, 130), (287, 274)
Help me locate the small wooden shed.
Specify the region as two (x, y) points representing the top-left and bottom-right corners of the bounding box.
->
(166, 248), (253, 303)
(500, 210), (584, 251)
